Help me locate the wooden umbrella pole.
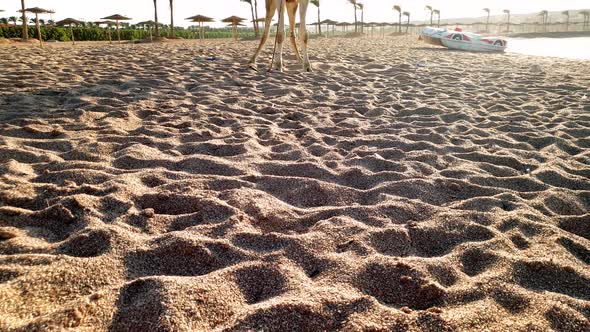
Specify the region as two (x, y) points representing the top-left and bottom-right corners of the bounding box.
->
(71, 26), (75, 45)
(36, 13), (43, 48)
(108, 27), (112, 44)
(116, 20), (120, 43)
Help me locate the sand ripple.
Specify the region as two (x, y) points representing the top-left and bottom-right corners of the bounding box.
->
(0, 37), (589, 331)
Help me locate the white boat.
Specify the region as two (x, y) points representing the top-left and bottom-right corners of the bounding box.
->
(421, 27), (507, 53)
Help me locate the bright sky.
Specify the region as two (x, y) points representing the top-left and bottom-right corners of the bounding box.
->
(2, 1), (589, 27)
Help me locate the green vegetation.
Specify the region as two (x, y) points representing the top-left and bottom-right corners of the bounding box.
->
(0, 25), (255, 41)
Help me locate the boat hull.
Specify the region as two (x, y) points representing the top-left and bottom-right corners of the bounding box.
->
(441, 39), (507, 52)
(422, 35), (444, 47)
(420, 27), (449, 47)
(421, 27), (507, 53)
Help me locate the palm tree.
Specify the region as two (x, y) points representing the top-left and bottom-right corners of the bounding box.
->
(425, 5), (433, 25)
(561, 10), (569, 31)
(403, 11), (410, 33)
(311, 0), (322, 36)
(9, 16), (17, 25)
(241, 0), (259, 38)
(169, 0), (175, 38)
(539, 10), (548, 31)
(357, 3), (364, 33)
(153, 0), (160, 37)
(483, 8), (490, 32)
(503, 9), (511, 32)
(0, 18), (7, 25)
(393, 5), (401, 33)
(20, 0), (27, 40)
(253, 0), (259, 34)
(433, 9), (440, 27)
(348, 0), (358, 33)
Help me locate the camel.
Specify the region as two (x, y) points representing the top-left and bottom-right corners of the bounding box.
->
(249, 0), (312, 72)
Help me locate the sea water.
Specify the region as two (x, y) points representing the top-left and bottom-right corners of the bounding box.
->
(507, 37), (590, 60)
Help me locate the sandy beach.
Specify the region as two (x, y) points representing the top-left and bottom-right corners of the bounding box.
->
(0, 36), (589, 331)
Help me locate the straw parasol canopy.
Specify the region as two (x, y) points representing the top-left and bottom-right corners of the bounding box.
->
(222, 16), (246, 40)
(94, 20), (115, 25)
(186, 15), (214, 40)
(222, 15), (246, 24)
(136, 20), (161, 27)
(56, 18), (83, 26)
(20, 7), (55, 48)
(56, 18), (84, 45)
(94, 20), (115, 43)
(186, 14), (214, 22)
(252, 17), (274, 30)
(101, 14), (131, 43)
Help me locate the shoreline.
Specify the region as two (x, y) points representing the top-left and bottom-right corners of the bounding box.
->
(507, 30), (590, 38)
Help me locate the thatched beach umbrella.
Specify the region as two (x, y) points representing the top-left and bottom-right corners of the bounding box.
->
(20, 7), (54, 48)
(378, 22), (389, 37)
(137, 20), (161, 41)
(101, 14), (131, 43)
(366, 22), (378, 36)
(94, 20), (115, 43)
(222, 16), (246, 40)
(186, 15), (214, 40)
(320, 19), (337, 36)
(253, 17), (273, 31)
(342, 22), (353, 32)
(226, 22), (246, 38)
(335, 21), (348, 33)
(56, 18), (83, 45)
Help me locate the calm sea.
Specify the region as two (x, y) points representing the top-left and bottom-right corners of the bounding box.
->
(507, 37), (590, 60)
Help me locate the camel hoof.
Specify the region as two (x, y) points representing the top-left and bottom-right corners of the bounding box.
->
(304, 65), (313, 72)
(248, 63), (258, 71)
(272, 62), (284, 72)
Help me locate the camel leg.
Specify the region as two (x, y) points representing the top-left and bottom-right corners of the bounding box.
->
(249, 0), (277, 70)
(273, 0), (286, 71)
(298, 0), (312, 72)
(286, 0), (302, 64)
